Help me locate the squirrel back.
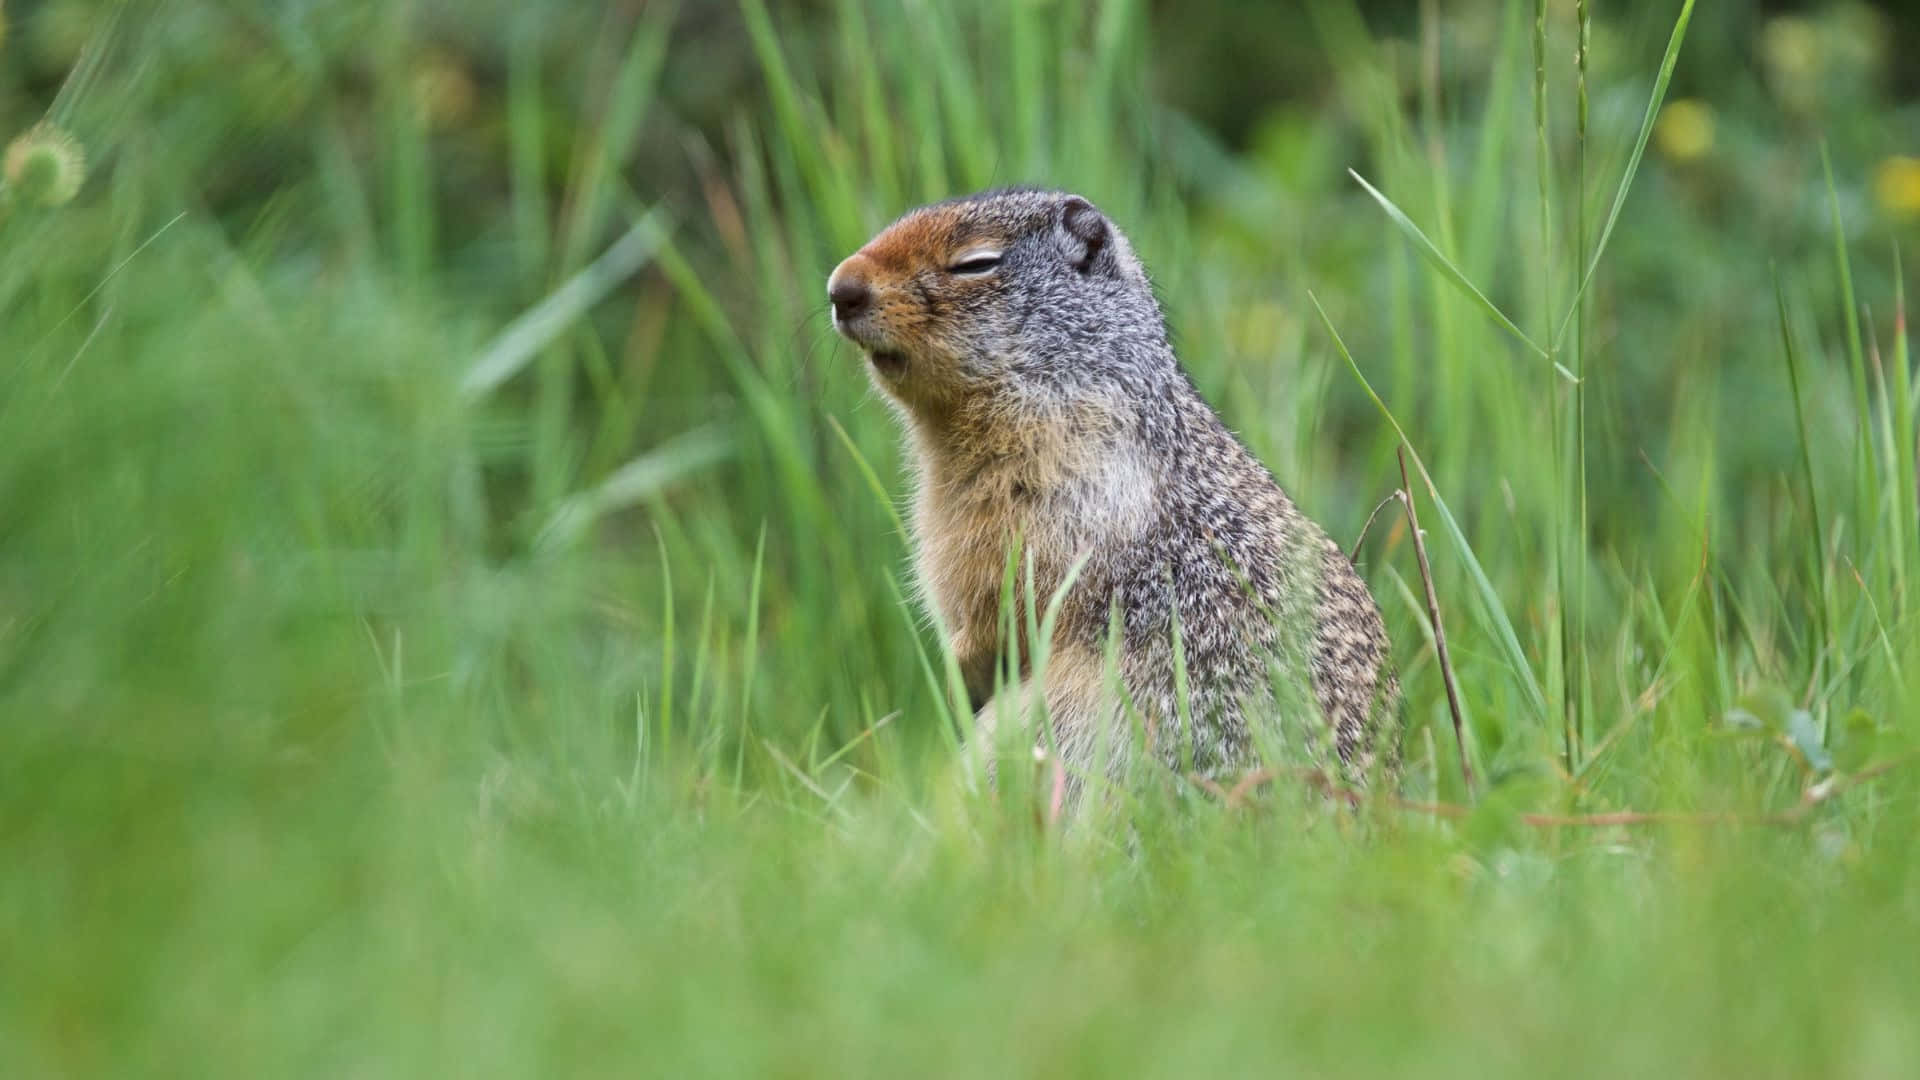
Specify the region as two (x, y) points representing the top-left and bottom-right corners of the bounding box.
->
(828, 188), (1400, 793)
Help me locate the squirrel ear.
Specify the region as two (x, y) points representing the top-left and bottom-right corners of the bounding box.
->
(1057, 195), (1110, 275)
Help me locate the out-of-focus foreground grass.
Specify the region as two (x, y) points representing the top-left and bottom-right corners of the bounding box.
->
(4, 0), (1920, 1074)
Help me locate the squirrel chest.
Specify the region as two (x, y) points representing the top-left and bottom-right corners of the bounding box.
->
(908, 423), (1159, 657)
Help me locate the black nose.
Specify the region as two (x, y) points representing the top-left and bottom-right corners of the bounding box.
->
(829, 278), (871, 321)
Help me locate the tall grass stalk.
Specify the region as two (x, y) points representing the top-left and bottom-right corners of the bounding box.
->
(1571, 0), (1593, 770)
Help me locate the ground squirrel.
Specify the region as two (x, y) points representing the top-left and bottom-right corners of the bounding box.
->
(829, 188), (1399, 799)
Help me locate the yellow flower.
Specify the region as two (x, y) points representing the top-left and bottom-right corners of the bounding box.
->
(1873, 156), (1920, 221)
(1654, 99), (1715, 163)
(412, 50), (477, 130)
(3, 123), (86, 207)
(1762, 16), (1820, 83)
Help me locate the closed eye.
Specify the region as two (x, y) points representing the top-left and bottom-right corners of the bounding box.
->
(947, 251), (1002, 275)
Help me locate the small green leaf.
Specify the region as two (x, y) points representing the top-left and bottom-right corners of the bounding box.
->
(1726, 686), (1796, 733)
(1463, 767), (1555, 854)
(1832, 710), (1880, 775)
(1464, 787), (1526, 854)
(1784, 708), (1832, 775)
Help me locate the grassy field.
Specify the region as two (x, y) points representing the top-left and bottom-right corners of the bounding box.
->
(5, 0), (1920, 1074)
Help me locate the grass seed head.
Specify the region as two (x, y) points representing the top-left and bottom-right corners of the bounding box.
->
(4, 123), (87, 208)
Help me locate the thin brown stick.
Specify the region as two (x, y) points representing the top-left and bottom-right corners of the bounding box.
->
(1400, 446), (1473, 794)
(1190, 766), (1357, 811)
(1350, 490), (1408, 563)
(1194, 751), (1917, 827)
(1188, 774), (1229, 802)
(1227, 767), (1288, 807)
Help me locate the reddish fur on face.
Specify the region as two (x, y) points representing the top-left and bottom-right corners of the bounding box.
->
(832, 207), (968, 301)
(828, 206), (1007, 414)
(859, 207), (963, 272)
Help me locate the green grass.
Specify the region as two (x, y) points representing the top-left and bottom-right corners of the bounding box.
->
(4, 0), (1920, 1074)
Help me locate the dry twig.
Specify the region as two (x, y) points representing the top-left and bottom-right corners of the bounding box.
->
(1192, 751), (1917, 827)
(1399, 446), (1473, 794)
(1349, 489), (1408, 563)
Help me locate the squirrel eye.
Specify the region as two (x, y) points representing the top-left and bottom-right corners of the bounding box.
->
(947, 252), (1002, 275)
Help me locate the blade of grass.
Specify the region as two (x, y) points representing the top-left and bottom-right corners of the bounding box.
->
(506, 15), (552, 287)
(1348, 169), (1567, 377)
(1570, 0), (1595, 772)
(884, 569), (968, 752)
(1553, 0), (1696, 350)
(38, 211), (187, 343)
(1822, 143), (1882, 621)
(460, 210), (669, 399)
(556, 2), (677, 274)
(740, 0), (861, 246)
(1532, 0), (1570, 769)
(1531, 0), (1553, 329)
(1460, 1), (1524, 279)
(1312, 292), (1550, 723)
(826, 414), (908, 539)
(735, 522), (768, 788)
(835, 0), (902, 209)
(1023, 551), (1092, 791)
(1399, 446), (1474, 793)
(1894, 248), (1916, 615)
(535, 424), (736, 552)
(1822, 143), (1873, 452)
(1170, 601), (1195, 774)
(1007, 0), (1046, 173)
(378, 4), (432, 284)
(689, 569), (717, 732)
(1576, 542), (1710, 785)
(1869, 303), (1909, 611)
(904, 0), (994, 189)
(655, 525), (676, 785)
(1775, 269), (1831, 699)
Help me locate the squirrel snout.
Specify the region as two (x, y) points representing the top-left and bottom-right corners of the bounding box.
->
(829, 278), (870, 321)
(827, 263), (873, 323)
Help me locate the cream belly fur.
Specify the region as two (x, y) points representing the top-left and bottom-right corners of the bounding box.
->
(907, 396), (1158, 690)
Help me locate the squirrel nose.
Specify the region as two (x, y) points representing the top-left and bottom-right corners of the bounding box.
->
(828, 276), (871, 322)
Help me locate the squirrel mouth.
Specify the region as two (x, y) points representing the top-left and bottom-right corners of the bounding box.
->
(866, 349), (908, 377)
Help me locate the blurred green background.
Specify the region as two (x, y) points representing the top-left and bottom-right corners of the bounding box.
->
(5, 0), (1920, 1075)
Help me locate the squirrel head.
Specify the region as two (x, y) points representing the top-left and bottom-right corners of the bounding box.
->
(828, 189), (1169, 420)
